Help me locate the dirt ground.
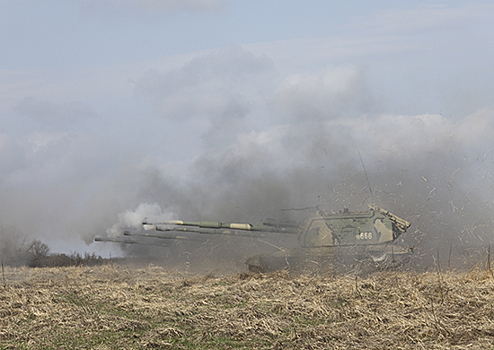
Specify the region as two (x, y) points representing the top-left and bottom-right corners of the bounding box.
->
(1, 264), (494, 349)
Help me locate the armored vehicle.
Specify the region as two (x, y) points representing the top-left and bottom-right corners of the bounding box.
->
(96, 205), (412, 273)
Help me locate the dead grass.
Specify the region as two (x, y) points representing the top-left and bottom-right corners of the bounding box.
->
(1, 265), (494, 349)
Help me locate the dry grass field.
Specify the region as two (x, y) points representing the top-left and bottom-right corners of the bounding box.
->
(1, 263), (494, 349)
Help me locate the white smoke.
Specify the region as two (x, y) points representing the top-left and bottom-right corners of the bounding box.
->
(106, 203), (176, 238)
(1, 3), (494, 261)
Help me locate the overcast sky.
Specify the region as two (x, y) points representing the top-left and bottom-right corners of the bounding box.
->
(1, 1), (494, 256)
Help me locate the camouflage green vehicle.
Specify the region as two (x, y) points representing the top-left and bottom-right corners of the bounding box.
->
(117, 205), (412, 273)
(246, 205), (411, 273)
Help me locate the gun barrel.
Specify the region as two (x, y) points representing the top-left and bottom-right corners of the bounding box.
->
(162, 220), (254, 230)
(173, 226), (265, 237)
(94, 237), (171, 247)
(123, 231), (203, 241)
(146, 221), (299, 234)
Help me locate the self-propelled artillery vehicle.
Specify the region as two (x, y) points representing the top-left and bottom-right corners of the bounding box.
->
(122, 205), (412, 273)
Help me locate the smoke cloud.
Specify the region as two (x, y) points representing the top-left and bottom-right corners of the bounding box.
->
(106, 203), (176, 238)
(109, 77), (494, 268)
(1, 3), (494, 270)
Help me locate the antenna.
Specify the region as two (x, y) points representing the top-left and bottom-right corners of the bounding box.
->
(358, 150), (374, 204)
